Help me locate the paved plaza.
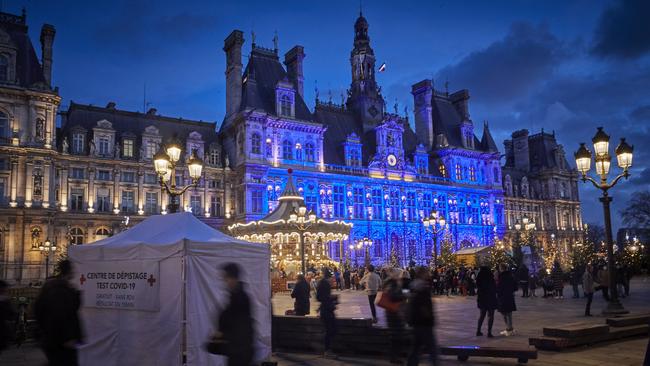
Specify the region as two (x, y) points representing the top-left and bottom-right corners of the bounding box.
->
(1, 277), (649, 365)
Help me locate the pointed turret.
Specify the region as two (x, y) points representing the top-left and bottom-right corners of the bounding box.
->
(481, 121), (499, 152)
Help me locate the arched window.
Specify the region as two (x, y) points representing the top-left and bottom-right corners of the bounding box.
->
(0, 111), (8, 140)
(304, 142), (315, 162)
(0, 55), (8, 82)
(70, 227), (84, 245)
(95, 227), (111, 241)
(280, 95), (292, 117)
(251, 133), (261, 155)
(282, 140), (292, 160)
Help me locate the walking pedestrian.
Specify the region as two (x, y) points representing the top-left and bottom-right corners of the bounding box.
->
(316, 268), (337, 358)
(475, 266), (497, 338)
(407, 267), (438, 366)
(529, 273), (537, 297)
(596, 265), (610, 301)
(343, 268), (351, 290)
(582, 263), (595, 317)
(517, 264), (529, 298)
(496, 263), (517, 336)
(360, 265), (381, 323)
(380, 268), (406, 364)
(551, 262), (564, 299)
(0, 280), (16, 354)
(291, 274), (311, 316)
(35, 260), (83, 366)
(570, 267), (581, 298)
(334, 269), (342, 291)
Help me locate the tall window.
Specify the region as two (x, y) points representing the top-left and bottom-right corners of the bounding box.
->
(353, 187), (364, 219)
(251, 190), (263, 213)
(190, 195), (202, 214)
(439, 164), (447, 177)
(145, 140), (157, 159)
(493, 167), (500, 183)
(282, 140), (292, 160)
(389, 190), (400, 221)
(98, 137), (110, 155)
(469, 166), (476, 182)
(280, 95), (292, 116)
(0, 178), (5, 204)
(96, 188), (110, 213)
(455, 164), (462, 180)
(304, 142), (315, 162)
(0, 55), (8, 82)
(70, 228), (84, 245)
(73, 133), (85, 154)
(372, 188), (383, 220)
(0, 112), (8, 140)
(373, 238), (382, 257)
(121, 191), (135, 213)
(406, 192), (416, 221)
(295, 143), (302, 160)
(145, 192), (158, 215)
(123, 139), (134, 158)
(421, 192), (432, 217)
(210, 196), (222, 217)
(251, 133), (261, 155)
(209, 149), (220, 165)
(350, 149), (361, 166)
(332, 185), (345, 218)
(71, 189), (84, 211)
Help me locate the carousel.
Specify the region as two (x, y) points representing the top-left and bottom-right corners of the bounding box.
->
(228, 169), (352, 288)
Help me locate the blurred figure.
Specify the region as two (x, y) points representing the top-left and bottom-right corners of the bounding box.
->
(381, 268), (405, 364)
(596, 265), (610, 301)
(569, 267), (581, 299)
(215, 263), (254, 366)
(0, 280), (16, 354)
(517, 264), (529, 298)
(35, 260), (83, 366)
(316, 268), (337, 358)
(360, 265), (381, 323)
(529, 273), (538, 297)
(407, 266), (437, 366)
(475, 266), (497, 338)
(291, 274), (310, 316)
(334, 269), (342, 291)
(496, 263), (517, 336)
(551, 262), (564, 299)
(582, 263), (595, 317)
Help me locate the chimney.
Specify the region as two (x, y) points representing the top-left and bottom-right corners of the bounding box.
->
(40, 24), (56, 87)
(450, 89), (470, 120)
(284, 46), (305, 98)
(411, 79), (434, 150)
(511, 129), (530, 172)
(105, 102), (116, 109)
(223, 30), (245, 118)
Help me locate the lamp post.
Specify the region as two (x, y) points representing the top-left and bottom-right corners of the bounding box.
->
(153, 139), (204, 213)
(514, 216), (536, 271)
(288, 205), (317, 275)
(423, 210), (447, 266)
(39, 238), (57, 278)
(356, 237), (373, 266)
(574, 127), (633, 315)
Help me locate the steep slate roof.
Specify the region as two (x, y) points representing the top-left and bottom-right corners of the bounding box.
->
(0, 11), (48, 89)
(528, 132), (568, 171)
(480, 122), (498, 152)
(60, 102), (219, 149)
(240, 47), (312, 120)
(430, 95), (483, 150)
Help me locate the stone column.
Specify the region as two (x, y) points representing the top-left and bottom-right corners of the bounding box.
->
(5, 219), (16, 280)
(113, 168), (120, 213)
(203, 171), (209, 217)
(24, 160), (34, 207)
(137, 170), (144, 215)
(60, 166), (69, 211)
(87, 167), (95, 212)
(9, 157), (18, 207)
(224, 169), (231, 218)
(42, 159), (51, 208)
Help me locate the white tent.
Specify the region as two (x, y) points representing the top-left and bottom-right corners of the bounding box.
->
(68, 212), (271, 366)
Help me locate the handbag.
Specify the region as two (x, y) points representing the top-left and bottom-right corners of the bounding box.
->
(204, 335), (229, 355)
(376, 291), (401, 313)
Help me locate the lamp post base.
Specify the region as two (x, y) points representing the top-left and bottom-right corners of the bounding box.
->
(602, 299), (629, 316)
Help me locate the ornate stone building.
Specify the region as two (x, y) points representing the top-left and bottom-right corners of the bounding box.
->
(501, 129), (584, 254)
(0, 11), (507, 283)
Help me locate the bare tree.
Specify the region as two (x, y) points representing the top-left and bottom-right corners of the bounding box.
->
(621, 190), (650, 227)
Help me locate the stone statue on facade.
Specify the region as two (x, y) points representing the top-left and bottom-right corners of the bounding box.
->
(89, 139), (96, 156)
(62, 136), (69, 154)
(114, 143), (120, 159)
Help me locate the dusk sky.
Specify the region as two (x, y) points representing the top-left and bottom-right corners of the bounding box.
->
(11, 0), (650, 231)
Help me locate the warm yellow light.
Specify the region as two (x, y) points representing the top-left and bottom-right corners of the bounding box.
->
(187, 149), (204, 180)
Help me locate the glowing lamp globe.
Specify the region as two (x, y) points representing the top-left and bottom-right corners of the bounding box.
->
(595, 154), (611, 176)
(615, 138), (633, 169)
(187, 150), (204, 180)
(154, 149), (171, 175)
(574, 143), (592, 174)
(592, 127), (610, 157)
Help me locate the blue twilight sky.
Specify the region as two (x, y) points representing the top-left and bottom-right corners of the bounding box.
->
(9, 0), (650, 231)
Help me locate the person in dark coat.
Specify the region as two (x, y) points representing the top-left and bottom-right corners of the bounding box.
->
(551, 262), (564, 299)
(496, 263), (517, 336)
(343, 269), (351, 290)
(35, 260), (83, 366)
(406, 267), (438, 366)
(291, 274), (311, 316)
(316, 268), (337, 358)
(382, 268), (406, 364)
(569, 267), (581, 298)
(475, 266), (497, 337)
(0, 280), (16, 354)
(529, 273), (538, 297)
(216, 263), (254, 366)
(516, 264), (529, 297)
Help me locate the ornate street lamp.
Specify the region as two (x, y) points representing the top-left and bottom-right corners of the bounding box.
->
(356, 237), (373, 266)
(288, 205), (317, 275)
(153, 139), (203, 213)
(574, 127), (633, 315)
(39, 238), (57, 278)
(423, 210), (447, 265)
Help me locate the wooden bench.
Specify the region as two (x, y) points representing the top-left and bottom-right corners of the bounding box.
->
(530, 323), (649, 350)
(440, 345), (537, 364)
(543, 323), (609, 338)
(606, 314), (650, 327)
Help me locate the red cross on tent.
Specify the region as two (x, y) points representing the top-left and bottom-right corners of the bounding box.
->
(147, 274), (156, 287)
(79, 274), (86, 286)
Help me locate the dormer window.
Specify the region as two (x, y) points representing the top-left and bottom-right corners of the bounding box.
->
(0, 55), (8, 82)
(350, 149), (361, 166)
(305, 142), (315, 162)
(145, 140), (158, 159)
(123, 139), (134, 158)
(251, 133), (261, 155)
(282, 140), (292, 160)
(280, 95), (292, 117)
(72, 133), (85, 154)
(98, 136), (110, 155)
(208, 149), (220, 165)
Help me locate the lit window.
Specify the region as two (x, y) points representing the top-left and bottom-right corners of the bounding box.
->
(282, 140), (292, 160)
(455, 164), (462, 180)
(123, 139), (134, 158)
(95, 227), (111, 240)
(251, 133), (261, 154)
(469, 166), (476, 181)
(439, 164), (447, 177)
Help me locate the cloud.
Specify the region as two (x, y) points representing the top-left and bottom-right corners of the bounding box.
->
(436, 22), (569, 103)
(629, 105), (650, 121)
(591, 0), (650, 59)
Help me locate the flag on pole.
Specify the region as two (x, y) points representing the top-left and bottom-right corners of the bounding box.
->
(378, 62), (386, 72)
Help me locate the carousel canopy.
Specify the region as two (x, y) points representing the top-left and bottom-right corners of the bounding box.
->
(228, 169), (352, 242)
